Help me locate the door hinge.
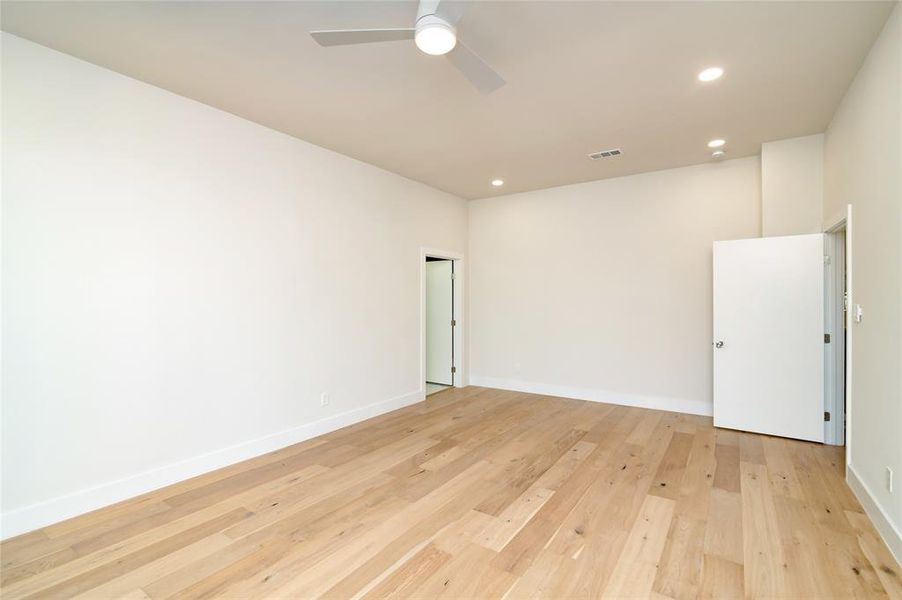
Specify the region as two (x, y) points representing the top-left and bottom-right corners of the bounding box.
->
(824, 411), (831, 422)
(824, 255), (831, 265)
(451, 319), (456, 327)
(451, 272), (456, 280)
(451, 366), (457, 374)
(824, 333), (831, 343)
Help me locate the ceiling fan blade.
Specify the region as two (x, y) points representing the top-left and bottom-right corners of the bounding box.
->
(433, 0), (467, 25)
(446, 40), (505, 94)
(310, 29), (414, 46)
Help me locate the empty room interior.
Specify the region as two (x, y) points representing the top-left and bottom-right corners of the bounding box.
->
(1, 1), (901, 598)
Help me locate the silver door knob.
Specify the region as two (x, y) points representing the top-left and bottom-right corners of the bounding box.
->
(714, 341), (724, 348)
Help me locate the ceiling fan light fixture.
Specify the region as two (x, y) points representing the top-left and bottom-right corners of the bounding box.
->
(415, 15), (456, 55)
(308, 1), (504, 94)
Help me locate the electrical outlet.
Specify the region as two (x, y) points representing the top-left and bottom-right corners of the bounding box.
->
(320, 392), (330, 407)
(887, 467), (894, 493)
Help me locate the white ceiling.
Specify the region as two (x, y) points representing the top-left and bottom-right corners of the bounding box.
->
(1, 1), (895, 199)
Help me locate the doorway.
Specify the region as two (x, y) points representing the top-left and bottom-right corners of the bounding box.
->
(825, 214), (849, 447)
(425, 256), (454, 395)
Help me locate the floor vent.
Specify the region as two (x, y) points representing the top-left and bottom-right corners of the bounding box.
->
(588, 148), (622, 160)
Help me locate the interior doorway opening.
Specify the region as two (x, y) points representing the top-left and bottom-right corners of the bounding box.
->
(425, 256), (454, 396)
(825, 215), (849, 448)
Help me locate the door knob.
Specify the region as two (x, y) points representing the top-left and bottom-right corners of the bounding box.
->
(714, 341), (724, 348)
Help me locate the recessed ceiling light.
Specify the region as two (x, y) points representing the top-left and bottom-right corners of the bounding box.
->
(712, 150), (726, 159)
(491, 179), (504, 187)
(698, 67), (724, 82)
(707, 139), (726, 148)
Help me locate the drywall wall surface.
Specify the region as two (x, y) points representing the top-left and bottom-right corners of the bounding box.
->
(1, 33), (468, 537)
(469, 157), (761, 416)
(823, 4), (902, 560)
(761, 134), (824, 236)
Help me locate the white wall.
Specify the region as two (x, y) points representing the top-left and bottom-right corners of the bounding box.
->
(823, 5), (902, 560)
(0, 33), (468, 537)
(761, 134), (824, 236)
(469, 157), (761, 416)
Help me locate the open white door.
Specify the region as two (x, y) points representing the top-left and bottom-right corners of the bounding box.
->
(713, 234), (825, 442)
(425, 260), (453, 385)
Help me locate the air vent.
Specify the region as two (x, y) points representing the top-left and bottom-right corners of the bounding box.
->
(588, 148), (622, 160)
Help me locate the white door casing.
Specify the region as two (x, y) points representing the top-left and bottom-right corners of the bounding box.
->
(713, 234), (825, 442)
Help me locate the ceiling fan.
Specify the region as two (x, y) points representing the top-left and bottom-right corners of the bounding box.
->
(309, 0), (505, 95)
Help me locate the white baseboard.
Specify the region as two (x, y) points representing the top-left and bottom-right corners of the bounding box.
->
(0, 389), (424, 540)
(847, 463), (902, 564)
(469, 376), (712, 417)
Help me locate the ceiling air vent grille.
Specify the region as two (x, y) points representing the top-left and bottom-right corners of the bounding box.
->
(588, 148), (622, 160)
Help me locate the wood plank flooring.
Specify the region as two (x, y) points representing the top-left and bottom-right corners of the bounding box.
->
(2, 386), (900, 599)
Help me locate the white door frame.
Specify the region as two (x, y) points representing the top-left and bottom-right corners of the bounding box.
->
(824, 205), (853, 459)
(420, 247), (465, 393)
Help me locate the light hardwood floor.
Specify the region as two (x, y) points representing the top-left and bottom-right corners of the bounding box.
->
(2, 386), (900, 599)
